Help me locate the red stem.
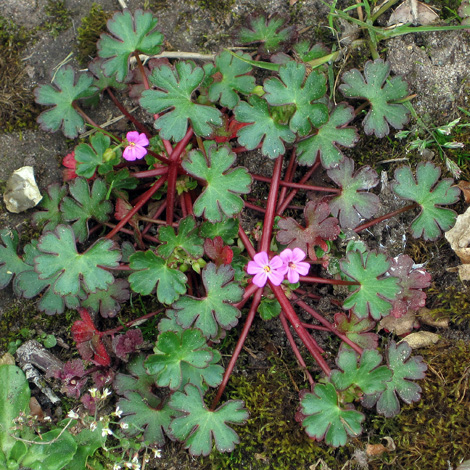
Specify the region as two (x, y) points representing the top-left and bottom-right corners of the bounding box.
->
(133, 167), (169, 179)
(210, 289), (262, 410)
(354, 203), (419, 233)
(106, 175), (167, 239)
(259, 155), (283, 253)
(271, 283), (331, 376)
(252, 173), (340, 194)
(279, 312), (315, 387)
(277, 149), (297, 212)
(103, 309), (163, 336)
(300, 276), (359, 286)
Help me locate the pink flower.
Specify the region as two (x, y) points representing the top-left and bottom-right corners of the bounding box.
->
(247, 251), (286, 288)
(123, 131), (149, 161)
(279, 248), (310, 284)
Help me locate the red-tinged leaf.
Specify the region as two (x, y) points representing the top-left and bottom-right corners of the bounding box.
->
(62, 151), (78, 181)
(334, 312), (379, 351)
(112, 329), (144, 361)
(115, 198), (139, 230)
(388, 254), (431, 318)
(71, 308), (98, 343)
(204, 236), (234, 266)
(214, 119), (250, 143)
(276, 201), (340, 260)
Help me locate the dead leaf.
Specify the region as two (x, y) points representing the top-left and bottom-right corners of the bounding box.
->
(457, 180), (470, 204)
(388, 0), (439, 26)
(0, 352), (15, 366)
(310, 459), (333, 470)
(418, 307), (449, 328)
(366, 443), (388, 456)
(445, 206), (470, 280)
(29, 397), (44, 420)
(379, 310), (418, 336)
(399, 331), (440, 348)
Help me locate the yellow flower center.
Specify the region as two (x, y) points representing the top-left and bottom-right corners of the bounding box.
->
(264, 265), (271, 273)
(289, 261), (296, 270)
(129, 142), (136, 147)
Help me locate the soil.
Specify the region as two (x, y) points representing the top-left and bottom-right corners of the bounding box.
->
(1, 1), (470, 469)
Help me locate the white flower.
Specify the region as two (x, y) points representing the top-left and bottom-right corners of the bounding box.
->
(101, 388), (111, 399)
(90, 421), (97, 432)
(113, 465), (121, 470)
(152, 449), (162, 459)
(113, 406), (123, 418)
(101, 427), (113, 437)
(88, 388), (98, 398)
(67, 410), (79, 419)
(120, 422), (129, 429)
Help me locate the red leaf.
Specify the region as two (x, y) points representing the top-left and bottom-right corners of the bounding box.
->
(62, 151), (78, 181)
(277, 201), (340, 260)
(204, 236), (233, 266)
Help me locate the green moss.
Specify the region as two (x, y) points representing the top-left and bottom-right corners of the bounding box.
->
(367, 341), (470, 469)
(0, 17), (41, 133)
(76, 3), (113, 66)
(198, 0), (235, 13)
(42, 0), (72, 39)
(202, 365), (340, 470)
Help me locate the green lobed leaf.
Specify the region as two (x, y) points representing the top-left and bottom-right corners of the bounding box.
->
(0, 365), (30, 460)
(0, 229), (29, 290)
(182, 145), (252, 222)
(296, 104), (359, 169)
(208, 51), (256, 109)
(361, 341), (427, 418)
(172, 263), (242, 339)
(258, 298), (281, 320)
(97, 9), (164, 82)
(238, 15), (294, 53)
(140, 61), (222, 142)
(74, 133), (118, 179)
(234, 95), (295, 158)
(300, 382), (364, 447)
(60, 178), (113, 243)
(327, 157), (380, 229)
(391, 162), (460, 241)
(116, 391), (175, 447)
(199, 218), (239, 245)
(157, 216), (204, 259)
(144, 329), (213, 390)
(340, 250), (401, 320)
(339, 59), (409, 138)
(330, 348), (392, 395)
(34, 66), (97, 138)
(334, 312), (378, 351)
(169, 383), (249, 456)
(35, 225), (120, 296)
(128, 250), (187, 303)
(88, 57), (128, 92)
(80, 279), (130, 318)
(263, 61), (328, 136)
(32, 184), (67, 232)
(65, 425), (106, 470)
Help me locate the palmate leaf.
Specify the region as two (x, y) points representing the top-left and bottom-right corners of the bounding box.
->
(74, 132), (120, 179)
(60, 178), (113, 243)
(116, 391), (174, 447)
(34, 66), (97, 138)
(144, 329), (213, 390)
(128, 250), (187, 304)
(234, 95), (295, 158)
(32, 184), (67, 232)
(208, 51), (256, 109)
(277, 201), (340, 260)
(97, 9), (164, 82)
(334, 312), (379, 351)
(157, 216), (204, 259)
(391, 162), (460, 241)
(330, 349), (392, 395)
(299, 383), (364, 447)
(169, 383), (249, 456)
(238, 14), (294, 53)
(263, 61), (328, 136)
(182, 145), (252, 222)
(199, 217), (239, 245)
(172, 263), (242, 339)
(339, 59), (409, 138)
(0, 229), (28, 289)
(88, 57), (128, 93)
(35, 225), (121, 296)
(340, 250), (401, 320)
(296, 104), (359, 169)
(388, 254), (431, 318)
(362, 341), (427, 418)
(327, 157), (380, 229)
(80, 279), (130, 318)
(140, 61), (222, 142)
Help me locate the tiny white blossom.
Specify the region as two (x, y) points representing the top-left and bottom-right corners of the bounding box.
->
(101, 388), (111, 399)
(114, 406), (123, 418)
(67, 410), (79, 420)
(90, 421), (97, 432)
(152, 449), (162, 459)
(88, 388), (98, 398)
(101, 427), (113, 437)
(113, 465), (121, 470)
(120, 422), (129, 429)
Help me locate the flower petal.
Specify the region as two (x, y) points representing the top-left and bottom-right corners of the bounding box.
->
(296, 261), (310, 276)
(126, 131), (141, 143)
(252, 271), (268, 287)
(253, 251), (269, 266)
(270, 255), (284, 270)
(268, 269), (285, 286)
(291, 247), (307, 263)
(247, 260), (263, 275)
(279, 248), (293, 264)
(286, 269), (300, 284)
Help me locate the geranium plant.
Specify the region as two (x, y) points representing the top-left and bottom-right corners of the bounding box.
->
(0, 7), (463, 464)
